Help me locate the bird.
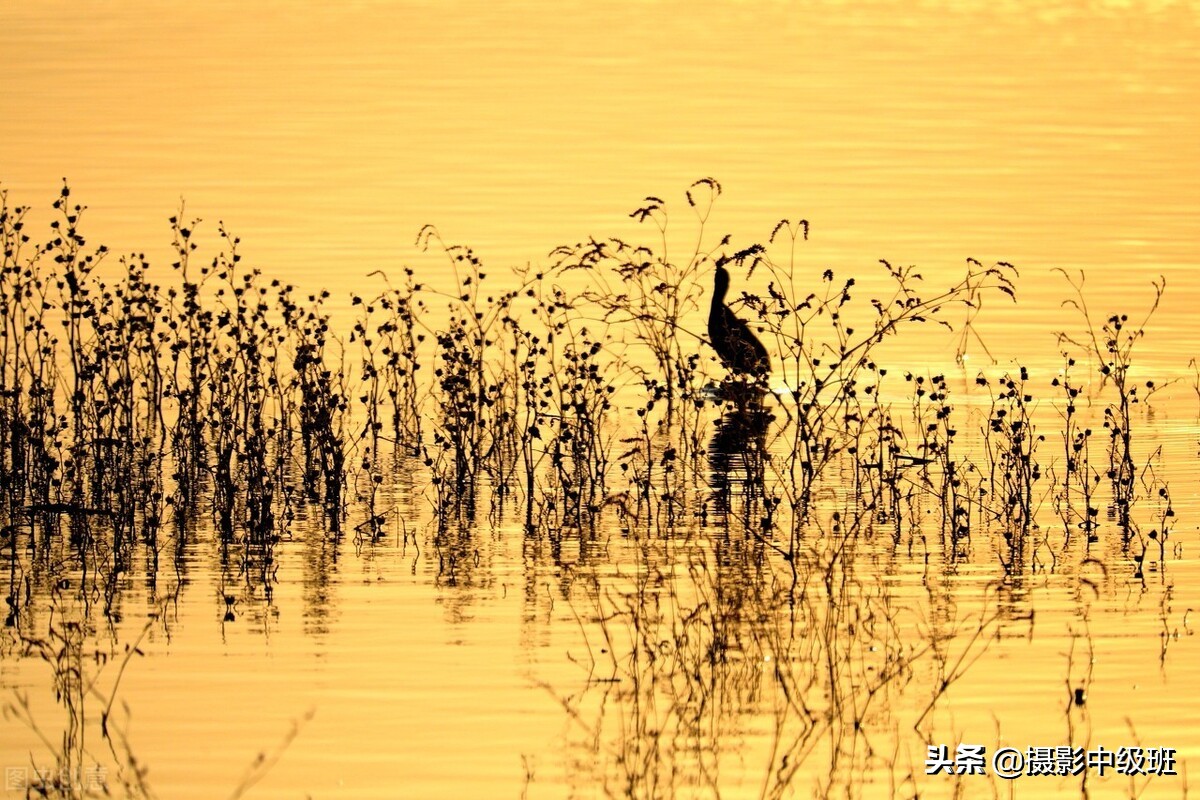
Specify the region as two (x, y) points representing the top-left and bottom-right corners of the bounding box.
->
(708, 264), (770, 380)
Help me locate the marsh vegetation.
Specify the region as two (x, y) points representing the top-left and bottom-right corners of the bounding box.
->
(0, 179), (1189, 798)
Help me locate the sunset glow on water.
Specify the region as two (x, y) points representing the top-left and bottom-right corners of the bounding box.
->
(2, 2), (1199, 798)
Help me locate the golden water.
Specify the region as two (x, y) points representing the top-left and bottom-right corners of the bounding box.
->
(2, 1), (1200, 797)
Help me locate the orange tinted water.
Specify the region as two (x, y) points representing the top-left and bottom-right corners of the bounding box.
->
(2, 1), (1199, 797)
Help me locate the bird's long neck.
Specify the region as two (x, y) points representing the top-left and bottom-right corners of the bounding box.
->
(711, 267), (730, 314)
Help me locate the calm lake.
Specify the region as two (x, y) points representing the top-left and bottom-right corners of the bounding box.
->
(2, 1), (1199, 798)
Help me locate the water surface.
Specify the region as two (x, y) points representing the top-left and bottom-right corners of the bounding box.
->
(2, 1), (1199, 798)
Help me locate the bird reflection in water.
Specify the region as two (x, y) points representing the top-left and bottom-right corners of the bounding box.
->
(708, 400), (772, 523)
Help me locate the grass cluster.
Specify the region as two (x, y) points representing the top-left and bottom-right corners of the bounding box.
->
(0, 178), (1182, 798)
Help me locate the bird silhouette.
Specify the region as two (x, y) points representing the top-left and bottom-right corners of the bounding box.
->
(708, 264), (770, 380)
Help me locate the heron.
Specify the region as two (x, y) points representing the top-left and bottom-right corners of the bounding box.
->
(708, 264), (770, 380)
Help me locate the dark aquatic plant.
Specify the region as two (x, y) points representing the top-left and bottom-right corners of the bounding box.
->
(983, 368), (1043, 534)
(416, 226), (512, 526)
(0, 186), (44, 510)
(351, 268), (425, 457)
(162, 209), (211, 514)
(978, 367), (1045, 573)
(906, 371), (976, 557)
(1052, 353), (1100, 543)
(731, 224), (1018, 565)
(279, 283), (347, 532)
(0, 179), (1182, 592)
(0, 177), (1192, 800)
(1057, 268), (1166, 544)
(551, 178), (724, 428)
(500, 275), (616, 539)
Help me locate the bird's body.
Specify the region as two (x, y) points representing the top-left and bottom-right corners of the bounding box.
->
(708, 265), (770, 379)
